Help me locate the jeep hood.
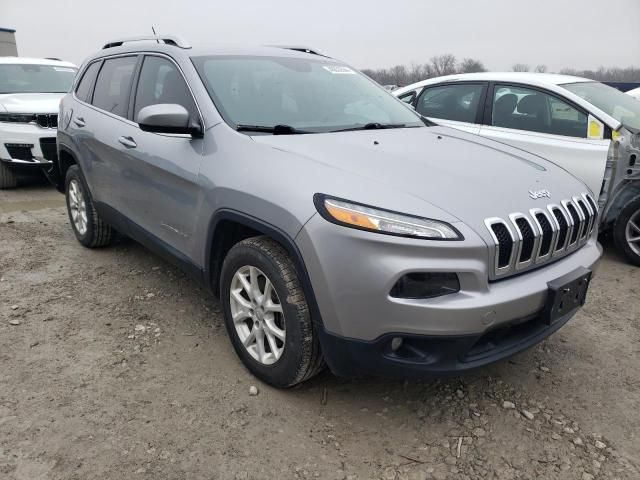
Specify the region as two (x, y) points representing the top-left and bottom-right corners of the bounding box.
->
(252, 125), (589, 235)
(0, 93), (64, 114)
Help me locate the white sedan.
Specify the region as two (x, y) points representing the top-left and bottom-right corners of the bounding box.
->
(394, 73), (640, 265)
(627, 86), (640, 101)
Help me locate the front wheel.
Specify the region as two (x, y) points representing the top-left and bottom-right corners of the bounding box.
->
(220, 236), (324, 387)
(614, 196), (640, 266)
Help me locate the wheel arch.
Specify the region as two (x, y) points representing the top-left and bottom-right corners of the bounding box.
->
(205, 209), (324, 326)
(55, 144), (79, 193)
(603, 181), (640, 228)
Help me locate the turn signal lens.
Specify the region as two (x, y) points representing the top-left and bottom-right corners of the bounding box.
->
(315, 195), (462, 240)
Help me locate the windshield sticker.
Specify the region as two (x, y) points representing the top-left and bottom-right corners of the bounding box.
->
(53, 67), (76, 72)
(323, 65), (356, 75)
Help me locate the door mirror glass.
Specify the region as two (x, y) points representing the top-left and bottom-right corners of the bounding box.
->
(137, 103), (201, 136)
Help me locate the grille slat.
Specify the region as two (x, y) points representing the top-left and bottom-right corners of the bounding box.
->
(515, 217), (535, 263)
(576, 200), (590, 240)
(535, 213), (553, 257)
(552, 208), (569, 252)
(486, 193), (595, 280)
(490, 223), (513, 269)
(565, 202), (581, 245)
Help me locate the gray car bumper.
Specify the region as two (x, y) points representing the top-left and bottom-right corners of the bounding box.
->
(297, 214), (603, 342)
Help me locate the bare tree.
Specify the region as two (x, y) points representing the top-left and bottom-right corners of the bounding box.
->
(430, 54), (457, 76)
(512, 64), (530, 72)
(459, 58), (487, 73)
(560, 66), (640, 82)
(362, 58), (640, 86)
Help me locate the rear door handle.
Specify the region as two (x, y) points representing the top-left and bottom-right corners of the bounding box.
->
(73, 117), (85, 127)
(118, 136), (137, 149)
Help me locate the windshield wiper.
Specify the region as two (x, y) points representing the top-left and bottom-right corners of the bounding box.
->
(236, 124), (314, 135)
(330, 122), (408, 133)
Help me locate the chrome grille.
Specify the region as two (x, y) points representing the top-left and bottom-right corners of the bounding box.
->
(485, 193), (597, 279)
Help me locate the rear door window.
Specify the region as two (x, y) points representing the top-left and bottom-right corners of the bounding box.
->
(75, 61), (101, 103)
(91, 56), (138, 118)
(416, 83), (484, 123)
(491, 85), (587, 138)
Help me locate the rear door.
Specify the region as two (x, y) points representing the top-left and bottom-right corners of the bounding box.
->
(73, 55), (140, 213)
(117, 54), (204, 259)
(414, 82), (487, 134)
(478, 83), (609, 197)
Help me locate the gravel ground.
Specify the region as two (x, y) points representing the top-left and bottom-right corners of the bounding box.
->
(1, 186), (639, 480)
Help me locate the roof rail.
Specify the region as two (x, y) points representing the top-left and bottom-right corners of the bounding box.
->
(269, 45), (327, 57)
(102, 34), (191, 50)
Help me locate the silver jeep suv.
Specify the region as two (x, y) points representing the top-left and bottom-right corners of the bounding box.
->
(52, 36), (602, 387)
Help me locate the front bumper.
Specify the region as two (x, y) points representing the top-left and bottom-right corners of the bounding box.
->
(316, 306), (579, 378)
(296, 214), (602, 377)
(0, 121), (57, 166)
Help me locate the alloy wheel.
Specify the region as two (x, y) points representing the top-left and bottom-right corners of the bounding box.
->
(626, 209), (640, 256)
(229, 265), (286, 365)
(68, 179), (88, 235)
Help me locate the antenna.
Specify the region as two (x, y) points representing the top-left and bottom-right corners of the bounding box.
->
(151, 26), (159, 43)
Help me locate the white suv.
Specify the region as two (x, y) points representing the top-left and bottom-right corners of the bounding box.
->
(0, 57), (77, 188)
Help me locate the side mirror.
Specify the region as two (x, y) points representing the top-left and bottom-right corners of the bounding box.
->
(137, 103), (202, 137)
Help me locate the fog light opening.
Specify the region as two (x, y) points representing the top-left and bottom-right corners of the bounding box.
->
(390, 337), (404, 352)
(390, 272), (460, 299)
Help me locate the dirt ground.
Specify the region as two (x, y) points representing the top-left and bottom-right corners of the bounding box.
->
(1, 185), (639, 480)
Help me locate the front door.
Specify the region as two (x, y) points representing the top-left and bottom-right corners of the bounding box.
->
(117, 54), (204, 260)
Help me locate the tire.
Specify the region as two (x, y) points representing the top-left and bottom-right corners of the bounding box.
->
(220, 236), (325, 387)
(614, 196), (640, 267)
(0, 162), (18, 189)
(64, 165), (113, 248)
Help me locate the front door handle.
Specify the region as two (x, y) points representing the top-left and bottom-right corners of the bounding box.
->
(118, 136), (137, 149)
(73, 117), (85, 127)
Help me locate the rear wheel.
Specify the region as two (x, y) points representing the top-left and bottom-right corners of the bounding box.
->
(614, 196), (640, 266)
(0, 163), (18, 189)
(65, 165), (113, 248)
(220, 236), (324, 387)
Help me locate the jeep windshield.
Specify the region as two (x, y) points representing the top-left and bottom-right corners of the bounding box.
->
(192, 55), (425, 134)
(563, 81), (640, 131)
(0, 64), (77, 94)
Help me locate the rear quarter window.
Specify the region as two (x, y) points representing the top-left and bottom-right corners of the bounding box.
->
(75, 61), (101, 103)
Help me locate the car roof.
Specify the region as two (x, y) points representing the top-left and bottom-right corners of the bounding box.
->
(0, 56), (77, 68)
(394, 72), (592, 95)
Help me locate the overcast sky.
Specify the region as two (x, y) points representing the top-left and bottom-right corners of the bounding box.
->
(2, 0), (639, 71)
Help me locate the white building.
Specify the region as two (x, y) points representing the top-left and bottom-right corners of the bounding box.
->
(0, 28), (18, 56)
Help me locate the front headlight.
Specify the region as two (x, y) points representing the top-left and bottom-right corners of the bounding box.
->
(0, 113), (36, 124)
(314, 194), (462, 240)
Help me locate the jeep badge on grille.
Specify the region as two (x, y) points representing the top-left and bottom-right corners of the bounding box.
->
(529, 189), (551, 199)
